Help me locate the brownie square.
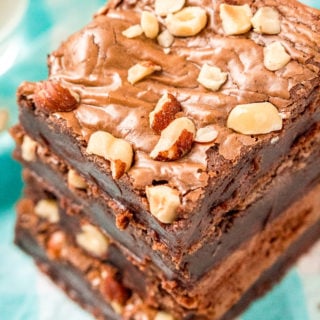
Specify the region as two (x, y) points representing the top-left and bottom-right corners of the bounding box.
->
(12, 0), (320, 319)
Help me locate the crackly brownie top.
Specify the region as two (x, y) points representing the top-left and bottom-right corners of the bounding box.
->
(22, 0), (320, 222)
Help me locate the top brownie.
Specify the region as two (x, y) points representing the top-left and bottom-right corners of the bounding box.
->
(17, 0), (320, 279)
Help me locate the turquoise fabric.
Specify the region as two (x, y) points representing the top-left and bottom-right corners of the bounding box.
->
(0, 193), (38, 320)
(243, 270), (308, 320)
(0, 0), (319, 319)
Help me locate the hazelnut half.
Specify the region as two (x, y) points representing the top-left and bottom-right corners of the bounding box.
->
(128, 61), (162, 84)
(33, 80), (80, 113)
(146, 185), (181, 224)
(155, 0), (185, 17)
(150, 117), (196, 161)
(86, 131), (133, 179)
(76, 224), (109, 258)
(264, 41), (291, 71)
(68, 169), (87, 189)
(195, 125), (218, 143)
(21, 135), (37, 162)
(157, 30), (175, 48)
(122, 24), (144, 38)
(34, 199), (59, 223)
(220, 4), (252, 35)
(197, 64), (228, 91)
(251, 7), (281, 35)
(149, 93), (182, 134)
(141, 11), (159, 39)
(227, 102), (283, 135)
(165, 7), (208, 37)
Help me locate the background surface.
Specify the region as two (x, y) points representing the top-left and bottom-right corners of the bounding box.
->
(1, 0), (320, 319)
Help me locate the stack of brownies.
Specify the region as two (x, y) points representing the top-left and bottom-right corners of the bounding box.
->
(11, 0), (320, 319)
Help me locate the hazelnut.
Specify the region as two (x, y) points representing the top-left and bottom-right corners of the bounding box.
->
(67, 169), (87, 189)
(122, 24), (144, 38)
(197, 64), (228, 91)
(76, 224), (109, 258)
(87, 269), (102, 287)
(165, 7), (208, 37)
(155, 0), (185, 17)
(102, 273), (129, 305)
(127, 61), (162, 85)
(86, 131), (133, 179)
(146, 185), (181, 224)
(149, 93), (182, 134)
(195, 125), (218, 143)
(0, 109), (9, 132)
(155, 311), (176, 320)
(141, 11), (159, 39)
(227, 102), (283, 135)
(150, 117), (196, 161)
(47, 231), (66, 259)
(88, 270), (101, 288)
(34, 199), (59, 223)
(264, 41), (291, 71)
(157, 30), (175, 48)
(21, 135), (37, 162)
(220, 4), (252, 35)
(251, 7), (281, 34)
(33, 80), (80, 113)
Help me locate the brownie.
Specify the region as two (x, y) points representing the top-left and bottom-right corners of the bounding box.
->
(15, 172), (320, 319)
(11, 121), (320, 282)
(17, 0), (320, 279)
(12, 0), (320, 319)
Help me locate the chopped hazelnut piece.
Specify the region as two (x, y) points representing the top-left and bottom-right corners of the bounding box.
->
(157, 30), (175, 48)
(165, 7), (208, 37)
(34, 199), (59, 223)
(197, 64), (228, 91)
(264, 42), (291, 71)
(68, 169), (87, 189)
(21, 135), (37, 162)
(127, 61), (162, 85)
(220, 4), (252, 35)
(76, 224), (109, 257)
(86, 131), (133, 179)
(47, 231), (66, 259)
(227, 102), (283, 135)
(195, 125), (218, 143)
(0, 109), (9, 132)
(146, 185), (181, 224)
(122, 24), (144, 38)
(33, 80), (80, 113)
(141, 11), (159, 39)
(155, 311), (176, 320)
(155, 0), (185, 17)
(149, 93), (182, 134)
(101, 269), (129, 305)
(251, 7), (281, 34)
(150, 117), (196, 161)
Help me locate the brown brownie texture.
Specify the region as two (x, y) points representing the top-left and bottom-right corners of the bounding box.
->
(12, 0), (320, 319)
(15, 177), (320, 319)
(13, 120), (320, 318)
(16, 0), (320, 279)
(11, 114), (320, 281)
